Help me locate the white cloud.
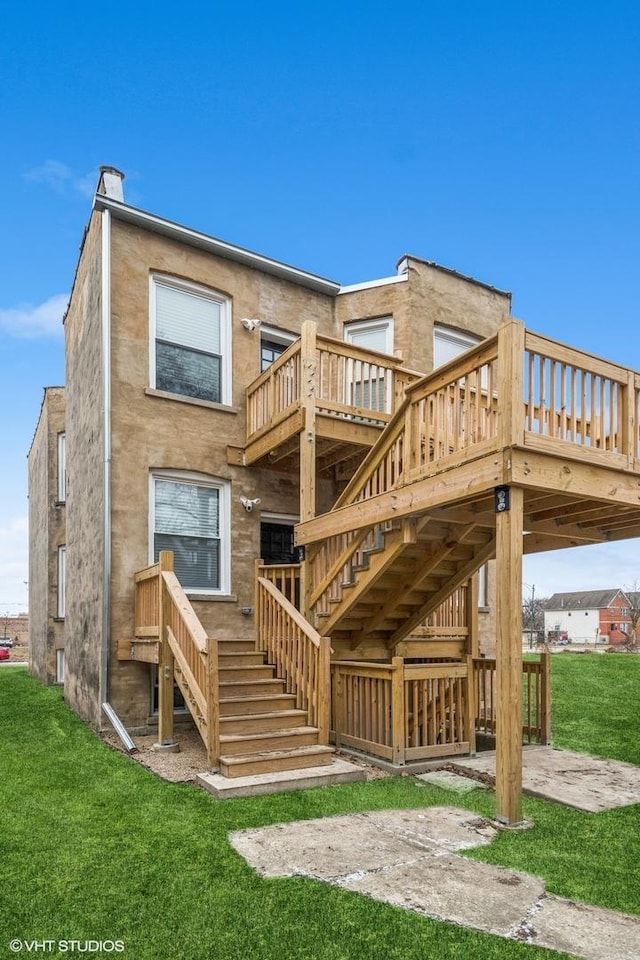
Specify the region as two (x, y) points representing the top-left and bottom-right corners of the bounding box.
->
(24, 160), (97, 199)
(0, 516), (28, 612)
(0, 293), (68, 339)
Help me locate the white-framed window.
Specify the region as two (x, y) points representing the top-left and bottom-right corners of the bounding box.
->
(57, 545), (66, 618)
(150, 472), (230, 594)
(433, 325), (482, 369)
(56, 649), (65, 683)
(344, 317), (394, 414)
(150, 275), (231, 405)
(57, 432), (66, 502)
(260, 326), (296, 372)
(345, 317), (394, 355)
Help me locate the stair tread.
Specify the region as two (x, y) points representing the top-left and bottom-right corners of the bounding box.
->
(220, 694), (295, 703)
(219, 726), (317, 743)
(219, 745), (332, 764)
(220, 709), (306, 722)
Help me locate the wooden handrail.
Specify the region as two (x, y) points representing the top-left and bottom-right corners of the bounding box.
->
(161, 569), (219, 765)
(256, 575), (330, 741)
(133, 553), (219, 767)
(246, 323), (422, 440)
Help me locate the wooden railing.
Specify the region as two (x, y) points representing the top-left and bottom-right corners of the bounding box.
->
(300, 322), (640, 625)
(134, 561), (161, 638)
(247, 339), (302, 437)
(246, 321), (421, 440)
(133, 552), (219, 766)
(522, 331), (640, 468)
(257, 562), (301, 608)
(304, 337), (500, 621)
(331, 657), (475, 764)
(163, 571), (219, 765)
(256, 571), (331, 741)
(473, 651), (551, 744)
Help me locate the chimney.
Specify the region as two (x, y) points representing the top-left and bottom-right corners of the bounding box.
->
(97, 166), (125, 202)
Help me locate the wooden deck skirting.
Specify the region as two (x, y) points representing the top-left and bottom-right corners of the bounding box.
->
(473, 652), (551, 745)
(256, 564), (331, 743)
(331, 653), (549, 766)
(331, 656), (475, 765)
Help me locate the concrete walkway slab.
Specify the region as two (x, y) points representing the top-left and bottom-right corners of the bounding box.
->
(197, 757), (366, 799)
(230, 805), (640, 960)
(452, 746), (640, 812)
(343, 854), (544, 937)
(230, 807), (498, 879)
(416, 769), (488, 794)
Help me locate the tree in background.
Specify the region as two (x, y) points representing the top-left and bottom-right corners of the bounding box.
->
(522, 591), (548, 648)
(623, 582), (640, 646)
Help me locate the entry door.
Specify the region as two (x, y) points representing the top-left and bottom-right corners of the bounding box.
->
(260, 521), (299, 607)
(260, 521), (296, 564)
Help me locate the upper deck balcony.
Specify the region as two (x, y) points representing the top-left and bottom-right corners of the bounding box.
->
(295, 319), (640, 555)
(243, 321), (421, 475)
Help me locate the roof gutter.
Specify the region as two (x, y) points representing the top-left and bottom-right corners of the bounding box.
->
(93, 196), (342, 296)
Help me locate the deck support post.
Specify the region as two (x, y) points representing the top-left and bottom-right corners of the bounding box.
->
(299, 320), (317, 620)
(495, 485), (524, 824)
(391, 656), (405, 765)
(156, 550), (175, 747)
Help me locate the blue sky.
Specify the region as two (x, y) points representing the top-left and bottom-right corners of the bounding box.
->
(1, 1), (639, 610)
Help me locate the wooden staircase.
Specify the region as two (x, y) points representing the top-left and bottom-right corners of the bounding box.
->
(216, 639), (332, 777)
(314, 515), (494, 647)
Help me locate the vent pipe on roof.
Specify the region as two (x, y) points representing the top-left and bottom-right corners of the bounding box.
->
(97, 165), (125, 202)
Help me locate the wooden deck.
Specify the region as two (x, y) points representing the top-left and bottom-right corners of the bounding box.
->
(123, 319), (640, 822)
(242, 321), (421, 475)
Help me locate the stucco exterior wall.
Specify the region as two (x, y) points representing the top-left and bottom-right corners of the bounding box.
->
(336, 259), (510, 373)
(63, 214), (105, 726)
(107, 221), (341, 725)
(28, 387), (66, 683)
(37, 199), (510, 729)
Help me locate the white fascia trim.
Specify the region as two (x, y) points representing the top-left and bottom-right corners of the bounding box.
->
(94, 196), (341, 295)
(338, 275), (408, 295)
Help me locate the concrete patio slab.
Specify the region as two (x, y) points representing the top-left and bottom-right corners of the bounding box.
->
(452, 746), (640, 812)
(533, 895), (640, 960)
(197, 756), (366, 799)
(231, 804), (640, 960)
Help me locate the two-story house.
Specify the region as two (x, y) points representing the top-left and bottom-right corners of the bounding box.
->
(544, 590), (632, 644)
(30, 166), (640, 824)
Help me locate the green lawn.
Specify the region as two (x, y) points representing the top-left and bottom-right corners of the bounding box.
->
(1, 660), (638, 960)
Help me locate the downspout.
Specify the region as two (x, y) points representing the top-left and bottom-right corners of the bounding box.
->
(99, 207), (112, 717)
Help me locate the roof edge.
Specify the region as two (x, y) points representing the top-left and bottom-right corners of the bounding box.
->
(94, 196), (342, 296)
(397, 254), (512, 299)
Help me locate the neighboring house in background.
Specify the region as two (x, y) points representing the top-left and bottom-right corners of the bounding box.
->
(28, 386), (66, 683)
(544, 590), (632, 645)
